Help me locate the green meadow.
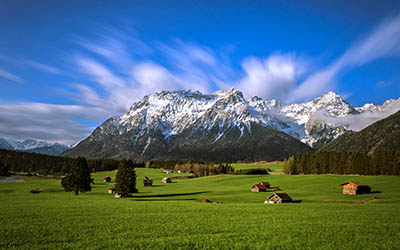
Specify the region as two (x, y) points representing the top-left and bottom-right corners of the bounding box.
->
(1, 166), (400, 249)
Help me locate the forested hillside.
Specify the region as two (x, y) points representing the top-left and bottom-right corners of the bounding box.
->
(321, 110), (400, 154)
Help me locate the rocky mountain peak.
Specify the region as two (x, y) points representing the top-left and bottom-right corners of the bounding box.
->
(70, 88), (400, 157)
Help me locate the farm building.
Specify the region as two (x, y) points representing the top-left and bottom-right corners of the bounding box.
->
(341, 181), (371, 195)
(266, 193), (293, 203)
(108, 187), (116, 195)
(251, 183), (267, 192)
(162, 177), (171, 183)
(143, 176), (153, 187)
(104, 176), (111, 183)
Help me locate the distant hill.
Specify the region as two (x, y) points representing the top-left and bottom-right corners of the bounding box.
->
(321, 110), (400, 154)
(0, 138), (71, 156)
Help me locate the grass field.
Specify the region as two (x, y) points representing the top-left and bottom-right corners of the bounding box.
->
(1, 165), (400, 249)
(231, 161), (284, 174)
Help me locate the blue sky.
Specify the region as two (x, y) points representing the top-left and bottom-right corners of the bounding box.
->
(1, 0), (400, 144)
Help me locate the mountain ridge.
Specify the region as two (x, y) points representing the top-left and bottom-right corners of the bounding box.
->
(63, 88), (399, 161)
(0, 138), (71, 156)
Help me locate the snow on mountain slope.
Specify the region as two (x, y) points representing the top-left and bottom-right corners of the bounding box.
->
(0, 138), (72, 155)
(9, 139), (53, 150)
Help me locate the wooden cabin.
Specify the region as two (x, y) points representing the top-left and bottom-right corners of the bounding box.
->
(260, 182), (270, 188)
(143, 177), (153, 187)
(162, 177), (171, 183)
(108, 187), (116, 195)
(251, 183), (267, 192)
(266, 193), (292, 203)
(104, 176), (111, 183)
(341, 181), (371, 195)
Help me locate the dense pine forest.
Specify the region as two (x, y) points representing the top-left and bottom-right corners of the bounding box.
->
(283, 151), (400, 176)
(0, 149), (120, 176)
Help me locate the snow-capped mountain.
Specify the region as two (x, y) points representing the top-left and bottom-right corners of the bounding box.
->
(64, 88), (399, 161)
(0, 138), (72, 155)
(9, 139), (53, 151)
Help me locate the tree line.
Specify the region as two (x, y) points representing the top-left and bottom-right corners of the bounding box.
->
(174, 162), (234, 177)
(283, 151), (400, 175)
(145, 160), (183, 170)
(0, 149), (120, 176)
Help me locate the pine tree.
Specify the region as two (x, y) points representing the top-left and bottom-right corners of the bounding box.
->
(115, 159), (138, 197)
(0, 161), (10, 176)
(62, 157), (92, 195)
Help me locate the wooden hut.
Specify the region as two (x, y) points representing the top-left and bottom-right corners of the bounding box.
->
(104, 176), (111, 183)
(251, 183), (267, 192)
(341, 181), (371, 195)
(266, 193), (292, 203)
(162, 177), (171, 183)
(108, 187), (116, 195)
(143, 176), (153, 187)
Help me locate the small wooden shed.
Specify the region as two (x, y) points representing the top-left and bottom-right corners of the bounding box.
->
(260, 182), (270, 188)
(143, 176), (153, 187)
(104, 176), (111, 183)
(108, 187), (116, 195)
(341, 181), (371, 195)
(251, 183), (267, 192)
(162, 177), (171, 183)
(266, 193), (292, 203)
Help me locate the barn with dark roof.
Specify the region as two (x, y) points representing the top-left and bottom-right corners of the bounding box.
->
(341, 181), (371, 195)
(266, 193), (293, 203)
(251, 183), (267, 192)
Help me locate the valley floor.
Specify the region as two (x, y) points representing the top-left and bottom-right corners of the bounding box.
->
(1, 166), (400, 249)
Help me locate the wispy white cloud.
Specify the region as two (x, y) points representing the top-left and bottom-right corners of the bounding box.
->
(288, 14), (400, 103)
(0, 56), (62, 75)
(0, 103), (107, 144)
(236, 53), (310, 101)
(376, 80), (392, 87)
(23, 60), (61, 74)
(0, 68), (22, 83)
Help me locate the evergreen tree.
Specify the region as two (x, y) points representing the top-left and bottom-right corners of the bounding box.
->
(62, 157), (92, 195)
(115, 159), (138, 197)
(0, 161), (10, 176)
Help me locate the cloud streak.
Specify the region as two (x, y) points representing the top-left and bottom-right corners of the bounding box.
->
(0, 102), (108, 144)
(288, 14), (400, 103)
(0, 68), (22, 83)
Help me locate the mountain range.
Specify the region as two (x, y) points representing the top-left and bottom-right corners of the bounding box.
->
(0, 138), (71, 156)
(63, 88), (400, 162)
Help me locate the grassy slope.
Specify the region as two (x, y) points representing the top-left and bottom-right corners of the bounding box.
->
(1, 167), (400, 249)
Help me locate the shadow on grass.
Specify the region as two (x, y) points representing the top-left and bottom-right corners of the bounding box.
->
(370, 191), (382, 194)
(291, 200), (302, 203)
(134, 191), (210, 198)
